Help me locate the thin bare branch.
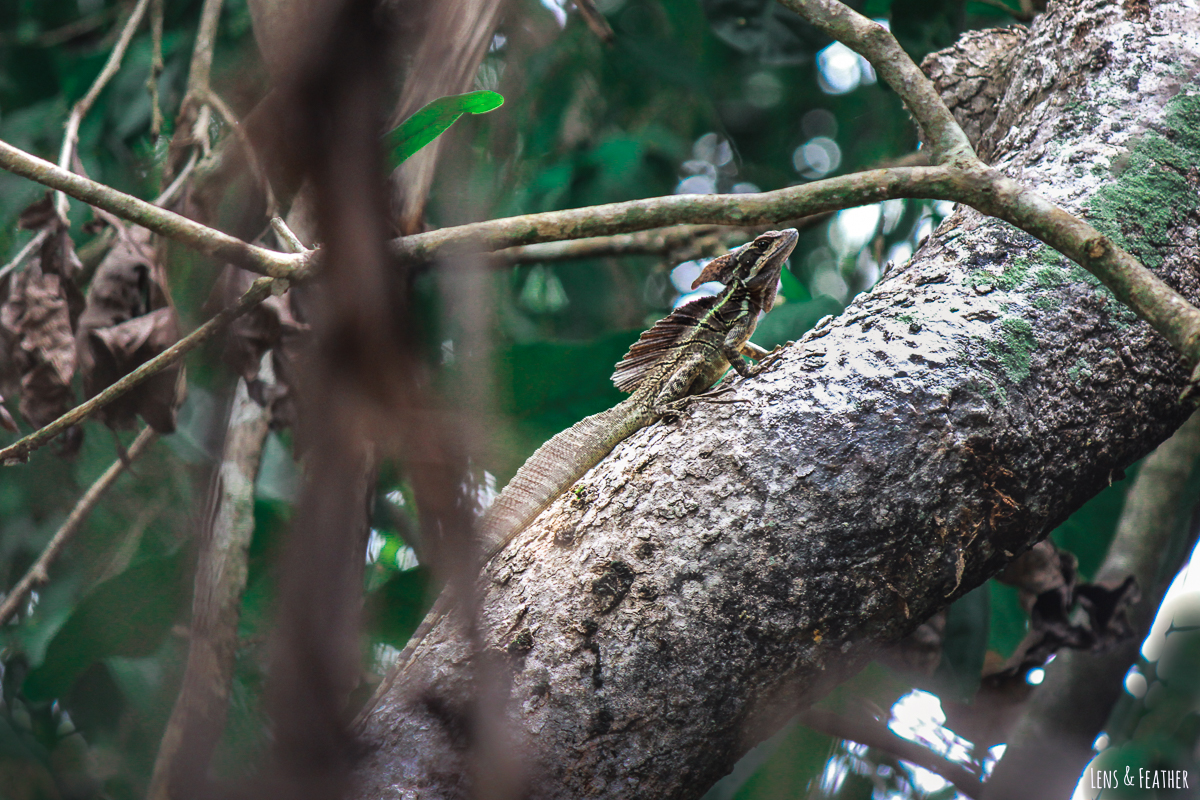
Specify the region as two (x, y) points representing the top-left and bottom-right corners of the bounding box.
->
(148, 0), (165, 138)
(0, 139), (306, 279)
(775, 0), (975, 168)
(149, 360), (273, 800)
(392, 165), (962, 260)
(206, 89), (280, 217)
(186, 0), (225, 99)
(800, 709), (985, 799)
(491, 218), (827, 265)
(0, 426), (157, 625)
(270, 217), (307, 254)
(153, 146), (200, 207)
(0, 228), (50, 283)
(0, 277), (276, 466)
(55, 0), (153, 220)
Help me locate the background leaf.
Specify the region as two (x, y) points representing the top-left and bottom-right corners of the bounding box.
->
(385, 90), (504, 168)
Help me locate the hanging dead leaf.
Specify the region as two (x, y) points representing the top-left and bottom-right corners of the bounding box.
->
(83, 308), (182, 432)
(77, 226), (183, 433)
(0, 197), (88, 454)
(17, 194), (57, 231)
(1, 263), (79, 431)
(210, 264), (307, 431)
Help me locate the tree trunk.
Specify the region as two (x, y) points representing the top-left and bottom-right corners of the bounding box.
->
(350, 0), (1200, 796)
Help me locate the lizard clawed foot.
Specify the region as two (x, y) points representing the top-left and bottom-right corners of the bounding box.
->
(756, 344), (789, 372)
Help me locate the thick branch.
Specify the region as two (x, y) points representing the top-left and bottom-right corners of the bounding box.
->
(0, 427), (157, 625)
(0, 277), (275, 465)
(773, 0), (1200, 367)
(0, 140), (305, 279)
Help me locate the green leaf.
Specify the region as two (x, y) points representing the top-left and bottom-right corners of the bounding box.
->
(24, 551), (188, 702)
(385, 90), (504, 168)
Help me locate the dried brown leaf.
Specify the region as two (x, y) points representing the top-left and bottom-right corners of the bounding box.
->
(1, 266), (79, 431)
(17, 194), (57, 231)
(84, 307), (182, 432)
(77, 226), (182, 433)
(210, 265), (306, 430)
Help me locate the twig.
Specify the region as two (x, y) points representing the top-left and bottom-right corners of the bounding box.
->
(0, 139), (305, 280)
(572, 0), (615, 44)
(490, 218), (827, 265)
(0, 228), (50, 283)
(206, 90), (280, 217)
(270, 217), (307, 254)
(153, 146), (199, 207)
(799, 708), (985, 799)
(778, 0), (975, 169)
(0, 427), (157, 626)
(147, 0), (165, 138)
(148, 359), (273, 800)
(392, 165), (963, 260)
(55, 0), (153, 220)
(0, 277), (276, 466)
(185, 0), (225, 99)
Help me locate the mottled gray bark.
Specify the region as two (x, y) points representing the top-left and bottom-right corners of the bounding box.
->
(351, 0), (1200, 797)
(985, 413), (1200, 800)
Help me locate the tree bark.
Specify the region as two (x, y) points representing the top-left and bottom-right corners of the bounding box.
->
(350, 0), (1200, 797)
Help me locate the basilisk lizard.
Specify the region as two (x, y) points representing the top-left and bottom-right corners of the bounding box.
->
(357, 228), (798, 721)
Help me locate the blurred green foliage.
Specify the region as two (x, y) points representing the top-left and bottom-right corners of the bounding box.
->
(1, 0), (1196, 798)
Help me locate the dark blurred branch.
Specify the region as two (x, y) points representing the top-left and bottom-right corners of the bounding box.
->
(0, 427), (157, 625)
(985, 412), (1200, 800)
(799, 709), (985, 799)
(55, 0), (152, 220)
(572, 0), (615, 44)
(148, 365), (273, 800)
(0, 140), (307, 279)
(0, 277), (275, 465)
(205, 89), (280, 217)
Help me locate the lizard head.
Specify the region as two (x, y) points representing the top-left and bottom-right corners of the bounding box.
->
(691, 228), (799, 310)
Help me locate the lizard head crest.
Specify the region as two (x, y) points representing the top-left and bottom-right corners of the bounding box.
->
(691, 228), (799, 310)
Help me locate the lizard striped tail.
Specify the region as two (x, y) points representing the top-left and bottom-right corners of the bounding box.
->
(477, 395), (650, 558)
(353, 397), (653, 727)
